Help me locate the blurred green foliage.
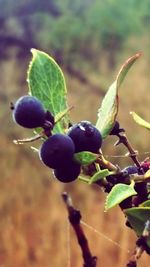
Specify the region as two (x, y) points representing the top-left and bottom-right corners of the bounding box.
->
(25, 0), (150, 68)
(1, 0), (150, 71)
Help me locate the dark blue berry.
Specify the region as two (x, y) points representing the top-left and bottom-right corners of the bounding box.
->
(39, 134), (75, 169)
(54, 160), (81, 183)
(13, 95), (46, 128)
(68, 121), (102, 153)
(123, 165), (138, 175)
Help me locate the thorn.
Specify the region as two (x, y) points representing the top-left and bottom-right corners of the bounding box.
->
(119, 128), (125, 133)
(114, 139), (121, 146)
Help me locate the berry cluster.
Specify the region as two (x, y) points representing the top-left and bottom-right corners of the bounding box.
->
(39, 121), (102, 182)
(11, 95), (102, 183)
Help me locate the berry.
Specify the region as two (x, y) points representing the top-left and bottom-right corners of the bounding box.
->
(12, 95), (46, 128)
(68, 120), (102, 153)
(140, 161), (150, 172)
(123, 165), (138, 175)
(134, 183), (148, 198)
(54, 160), (81, 183)
(39, 134), (75, 169)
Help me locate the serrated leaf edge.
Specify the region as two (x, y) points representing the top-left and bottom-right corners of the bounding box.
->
(105, 183), (137, 212)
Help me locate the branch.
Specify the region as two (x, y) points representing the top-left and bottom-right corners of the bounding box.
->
(115, 133), (141, 168)
(62, 192), (97, 267)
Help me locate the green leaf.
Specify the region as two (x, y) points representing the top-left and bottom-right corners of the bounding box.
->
(116, 53), (141, 87)
(74, 151), (98, 165)
(105, 182), (137, 211)
(130, 112), (150, 131)
(89, 169), (112, 184)
(55, 107), (72, 124)
(96, 53), (141, 138)
(96, 80), (119, 139)
(125, 207), (150, 245)
(140, 200), (150, 207)
(27, 49), (69, 133)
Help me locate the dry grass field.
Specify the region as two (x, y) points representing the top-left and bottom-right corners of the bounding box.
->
(0, 46), (150, 267)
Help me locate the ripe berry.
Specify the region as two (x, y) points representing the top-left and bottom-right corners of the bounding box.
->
(12, 95), (46, 128)
(140, 161), (150, 173)
(39, 134), (75, 169)
(123, 165), (138, 175)
(68, 121), (102, 153)
(54, 160), (81, 183)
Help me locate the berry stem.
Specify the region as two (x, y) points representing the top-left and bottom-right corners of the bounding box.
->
(116, 133), (141, 168)
(96, 153), (118, 172)
(55, 106), (74, 125)
(78, 176), (90, 183)
(13, 132), (45, 145)
(130, 174), (150, 183)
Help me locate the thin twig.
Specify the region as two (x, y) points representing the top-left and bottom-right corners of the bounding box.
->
(115, 133), (141, 168)
(62, 192), (97, 267)
(13, 132), (45, 144)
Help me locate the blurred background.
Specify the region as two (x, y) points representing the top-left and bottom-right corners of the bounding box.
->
(0, 0), (150, 266)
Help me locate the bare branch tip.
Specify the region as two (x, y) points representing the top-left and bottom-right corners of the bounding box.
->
(62, 192), (68, 202)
